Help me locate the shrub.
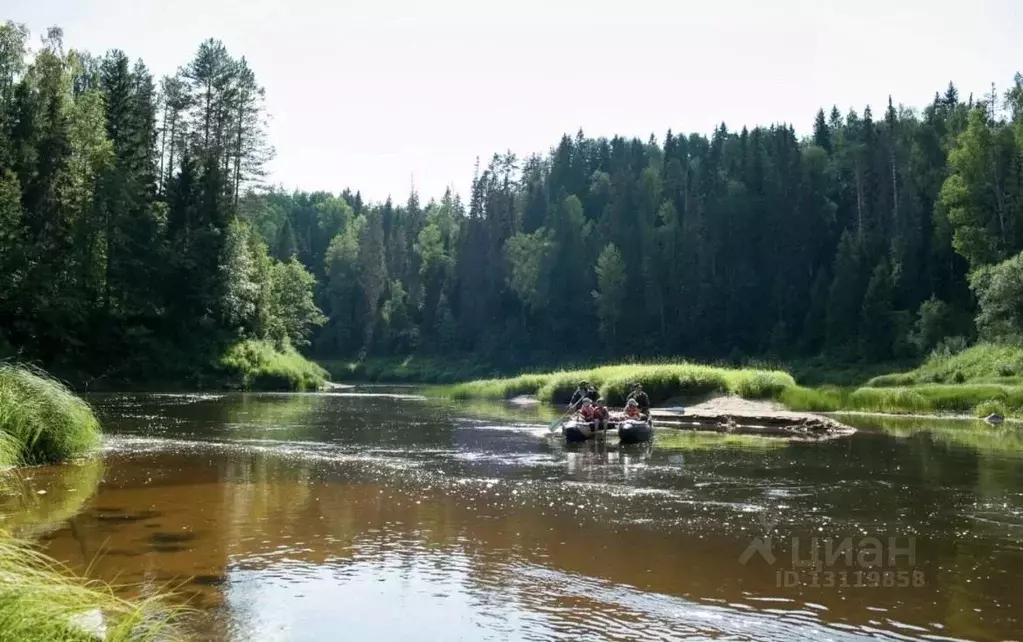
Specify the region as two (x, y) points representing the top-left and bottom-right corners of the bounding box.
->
(974, 399), (1008, 418)
(219, 341), (328, 392)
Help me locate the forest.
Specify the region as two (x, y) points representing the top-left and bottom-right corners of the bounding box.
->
(2, 22), (1023, 386)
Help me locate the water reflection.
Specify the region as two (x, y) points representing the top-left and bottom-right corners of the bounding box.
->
(2, 392), (1021, 640)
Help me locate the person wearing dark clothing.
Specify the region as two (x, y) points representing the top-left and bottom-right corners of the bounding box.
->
(627, 383), (651, 417)
(569, 381), (598, 409)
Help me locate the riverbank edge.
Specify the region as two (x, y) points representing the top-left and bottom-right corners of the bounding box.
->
(40, 339), (329, 394)
(0, 363), (184, 640)
(423, 360), (1023, 422)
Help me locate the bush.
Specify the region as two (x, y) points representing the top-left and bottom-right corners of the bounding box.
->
(930, 336), (970, 360)
(973, 251), (1023, 343)
(974, 399), (1008, 418)
(0, 364), (101, 466)
(220, 341), (328, 392)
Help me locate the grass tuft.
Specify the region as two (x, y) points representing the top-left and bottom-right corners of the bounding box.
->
(0, 364), (101, 466)
(0, 535), (185, 641)
(220, 340), (328, 392)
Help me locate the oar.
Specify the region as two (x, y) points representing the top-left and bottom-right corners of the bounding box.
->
(548, 405), (576, 433)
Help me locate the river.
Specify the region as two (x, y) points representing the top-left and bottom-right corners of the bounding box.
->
(2, 389), (1021, 641)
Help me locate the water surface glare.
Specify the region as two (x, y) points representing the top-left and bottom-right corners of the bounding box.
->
(5, 391), (1022, 641)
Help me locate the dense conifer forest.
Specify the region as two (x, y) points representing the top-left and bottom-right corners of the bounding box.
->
(2, 22), (1022, 384)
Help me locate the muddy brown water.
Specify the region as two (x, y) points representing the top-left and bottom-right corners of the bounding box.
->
(3, 390), (1023, 641)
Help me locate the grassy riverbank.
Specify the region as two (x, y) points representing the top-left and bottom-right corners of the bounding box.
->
(780, 383), (1023, 417)
(866, 344), (1023, 387)
(0, 363), (184, 640)
(430, 351), (1023, 420)
(436, 363), (796, 406)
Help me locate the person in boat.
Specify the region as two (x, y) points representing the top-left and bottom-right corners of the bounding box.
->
(569, 381), (598, 410)
(624, 398), (642, 419)
(627, 383), (651, 418)
(593, 397), (610, 432)
(577, 398), (597, 423)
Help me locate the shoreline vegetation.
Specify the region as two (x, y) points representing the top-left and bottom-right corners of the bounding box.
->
(424, 344), (1023, 421)
(0, 364), (183, 640)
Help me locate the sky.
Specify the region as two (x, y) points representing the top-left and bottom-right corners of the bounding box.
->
(6, 0), (1022, 203)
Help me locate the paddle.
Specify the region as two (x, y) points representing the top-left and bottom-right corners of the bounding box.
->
(548, 407), (575, 433)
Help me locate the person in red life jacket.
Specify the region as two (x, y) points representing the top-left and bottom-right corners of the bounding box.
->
(593, 397), (610, 432)
(624, 398), (642, 418)
(627, 383), (651, 419)
(577, 398), (597, 423)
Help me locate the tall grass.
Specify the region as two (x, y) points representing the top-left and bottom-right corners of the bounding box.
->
(437, 362), (795, 406)
(776, 386), (844, 412)
(0, 364), (101, 466)
(220, 340), (328, 391)
(0, 535), (184, 641)
(867, 343), (1023, 387)
(783, 382), (1023, 417)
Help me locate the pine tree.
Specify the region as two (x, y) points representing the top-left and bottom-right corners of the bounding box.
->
(860, 258), (896, 359)
(275, 217), (297, 259)
(813, 108), (831, 153)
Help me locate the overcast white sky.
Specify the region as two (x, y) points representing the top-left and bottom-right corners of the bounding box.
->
(6, 0), (1021, 203)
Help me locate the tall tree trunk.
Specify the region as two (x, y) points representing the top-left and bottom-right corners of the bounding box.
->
(158, 100), (169, 194)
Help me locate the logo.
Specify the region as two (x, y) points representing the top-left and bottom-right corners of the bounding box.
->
(739, 508), (925, 588)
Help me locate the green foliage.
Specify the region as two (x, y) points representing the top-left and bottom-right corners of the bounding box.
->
(859, 259), (896, 359)
(868, 343), (1023, 386)
(974, 399), (1008, 418)
(269, 258), (326, 348)
(777, 386), (843, 412)
(506, 229), (554, 313)
(438, 362), (795, 406)
(941, 109), (1010, 269)
(847, 388), (933, 414)
(593, 243), (627, 344)
(911, 297), (956, 354)
(0, 535), (184, 641)
(972, 250), (1023, 342)
(0, 364), (101, 466)
(787, 381), (1023, 417)
(3, 22), (1023, 393)
(219, 340), (328, 391)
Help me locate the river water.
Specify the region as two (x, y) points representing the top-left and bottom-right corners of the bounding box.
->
(3, 389), (1022, 641)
